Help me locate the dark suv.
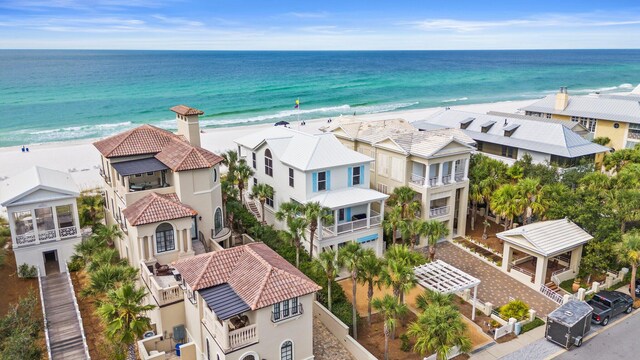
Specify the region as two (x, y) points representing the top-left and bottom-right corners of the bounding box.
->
(629, 279), (640, 298)
(587, 291), (633, 326)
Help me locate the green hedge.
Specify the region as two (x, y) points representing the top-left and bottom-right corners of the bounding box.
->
(229, 200), (356, 330)
(521, 317), (545, 334)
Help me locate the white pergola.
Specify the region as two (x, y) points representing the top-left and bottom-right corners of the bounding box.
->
(414, 260), (481, 320)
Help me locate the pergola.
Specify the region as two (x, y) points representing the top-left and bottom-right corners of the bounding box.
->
(414, 260), (481, 320)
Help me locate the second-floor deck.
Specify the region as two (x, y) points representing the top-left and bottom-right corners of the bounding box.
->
(140, 260), (184, 307)
(202, 306), (259, 353)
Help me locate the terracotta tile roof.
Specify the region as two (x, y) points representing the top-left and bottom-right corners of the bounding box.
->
(173, 243), (321, 310)
(122, 192), (197, 226)
(93, 124), (223, 171)
(170, 105), (204, 116)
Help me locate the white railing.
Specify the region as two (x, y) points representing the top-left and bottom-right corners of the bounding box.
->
(454, 172), (465, 181)
(337, 218), (369, 234)
(15, 232), (37, 245)
(509, 265), (534, 283)
(37, 268), (53, 360)
(551, 267), (571, 286)
(494, 322), (514, 340)
(540, 284), (564, 305)
(65, 262), (91, 359)
(442, 174), (452, 184)
(369, 215), (382, 226)
(59, 226), (78, 238)
(429, 177), (438, 186)
(139, 261), (184, 306)
(38, 229), (57, 242)
(228, 324), (258, 349)
(555, 254), (571, 265)
(429, 206), (449, 217)
(410, 174), (426, 186)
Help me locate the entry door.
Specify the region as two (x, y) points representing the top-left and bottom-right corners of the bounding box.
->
(43, 250), (60, 275)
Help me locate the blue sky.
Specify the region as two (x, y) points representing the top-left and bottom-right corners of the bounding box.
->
(1, 0), (640, 49)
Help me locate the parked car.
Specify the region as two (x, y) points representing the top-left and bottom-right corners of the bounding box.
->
(587, 291), (633, 326)
(628, 279), (640, 297)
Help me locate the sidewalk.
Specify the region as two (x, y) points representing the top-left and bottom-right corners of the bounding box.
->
(470, 325), (546, 360)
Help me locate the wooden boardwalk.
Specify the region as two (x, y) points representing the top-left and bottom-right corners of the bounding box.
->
(41, 273), (89, 360)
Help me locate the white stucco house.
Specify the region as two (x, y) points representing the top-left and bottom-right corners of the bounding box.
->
(235, 126), (389, 256)
(0, 166), (83, 276)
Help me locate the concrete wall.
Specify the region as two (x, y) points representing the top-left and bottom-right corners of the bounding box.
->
(14, 237), (80, 275)
(595, 119), (628, 150)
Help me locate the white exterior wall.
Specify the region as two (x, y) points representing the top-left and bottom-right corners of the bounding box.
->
(517, 149), (551, 164)
(14, 236), (79, 275)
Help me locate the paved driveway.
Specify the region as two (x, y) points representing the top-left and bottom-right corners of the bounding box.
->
(432, 241), (558, 317)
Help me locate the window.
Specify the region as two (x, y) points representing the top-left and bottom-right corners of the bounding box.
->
(241, 356), (256, 360)
(281, 341), (293, 360)
(272, 298), (302, 322)
(317, 171), (327, 191)
(377, 183), (388, 194)
(289, 168), (294, 187)
(252, 152), (256, 169)
(13, 210), (34, 236)
(391, 157), (404, 182)
(214, 208), (223, 235)
(476, 141), (483, 151)
(266, 195), (274, 208)
(338, 209), (345, 222)
(253, 178), (258, 187)
(629, 123), (640, 140)
(56, 205), (74, 228)
(147, 172), (154, 176)
(206, 339), (211, 360)
(352, 166), (361, 185)
(264, 149), (273, 176)
(377, 153), (389, 176)
(35, 207), (55, 233)
(571, 116), (597, 133)
(546, 113), (552, 119)
(501, 145), (517, 159)
(212, 168), (218, 183)
(155, 223), (175, 253)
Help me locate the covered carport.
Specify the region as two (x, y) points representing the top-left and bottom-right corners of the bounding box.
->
(414, 260), (481, 320)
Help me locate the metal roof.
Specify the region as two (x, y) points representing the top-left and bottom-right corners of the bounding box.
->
(0, 166), (79, 207)
(497, 219), (592, 257)
(199, 283), (251, 320)
(481, 120), (496, 128)
(415, 110), (609, 158)
(460, 117), (475, 125)
(307, 187), (388, 209)
(414, 260), (480, 293)
(503, 123), (520, 132)
(111, 157), (168, 176)
(548, 301), (592, 327)
(522, 94), (640, 124)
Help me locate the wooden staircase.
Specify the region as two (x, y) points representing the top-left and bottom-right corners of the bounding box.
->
(545, 281), (566, 296)
(246, 200), (261, 220)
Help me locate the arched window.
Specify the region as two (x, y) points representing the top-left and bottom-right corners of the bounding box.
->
(241, 355), (256, 360)
(214, 208), (223, 235)
(264, 149), (273, 176)
(155, 223), (175, 253)
(280, 340), (293, 360)
(212, 168), (218, 183)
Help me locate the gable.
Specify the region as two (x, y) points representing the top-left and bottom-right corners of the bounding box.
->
(330, 128), (351, 139)
(4, 188), (75, 207)
(375, 138), (406, 154)
(430, 141), (473, 158)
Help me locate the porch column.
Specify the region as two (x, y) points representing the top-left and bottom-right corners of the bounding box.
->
(570, 246), (582, 272)
(176, 229), (183, 253)
(31, 210), (40, 245)
(318, 216), (323, 241)
(501, 244), (511, 272)
(451, 160), (457, 183)
(52, 206), (60, 240)
(366, 203), (371, 228)
(143, 236), (149, 261)
(437, 163), (444, 185)
(379, 200), (385, 220)
(71, 201), (81, 232)
(334, 210), (338, 234)
(535, 256), (548, 288)
(472, 285), (478, 321)
(186, 229), (192, 253)
(221, 320), (230, 350)
(148, 235), (155, 260)
(137, 237), (143, 263)
(463, 159), (469, 181)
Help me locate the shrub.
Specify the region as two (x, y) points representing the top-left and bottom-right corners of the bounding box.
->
(499, 300), (529, 321)
(17, 264), (38, 278)
(0, 293), (43, 359)
(400, 333), (411, 352)
(331, 301), (354, 330)
(521, 317), (545, 333)
(67, 258), (84, 272)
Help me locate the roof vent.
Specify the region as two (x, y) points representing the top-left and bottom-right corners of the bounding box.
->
(504, 119), (508, 126)
(564, 311), (573, 317)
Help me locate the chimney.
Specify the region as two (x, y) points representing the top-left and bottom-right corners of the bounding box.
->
(555, 86), (569, 111)
(170, 105), (204, 147)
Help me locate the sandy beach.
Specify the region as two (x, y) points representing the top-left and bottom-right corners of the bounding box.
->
(0, 98), (537, 190)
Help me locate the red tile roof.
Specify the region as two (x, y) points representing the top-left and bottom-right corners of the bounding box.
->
(170, 105), (204, 116)
(173, 243), (321, 310)
(122, 192), (197, 226)
(93, 124), (223, 171)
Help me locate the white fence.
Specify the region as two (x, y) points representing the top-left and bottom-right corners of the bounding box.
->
(539, 284), (564, 305)
(65, 262), (92, 359)
(36, 268), (53, 360)
(424, 345), (461, 360)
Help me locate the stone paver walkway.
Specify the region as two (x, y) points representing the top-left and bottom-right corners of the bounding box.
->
(433, 241), (558, 317)
(313, 318), (355, 360)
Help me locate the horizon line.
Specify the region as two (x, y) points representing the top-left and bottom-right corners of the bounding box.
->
(2, 48), (640, 52)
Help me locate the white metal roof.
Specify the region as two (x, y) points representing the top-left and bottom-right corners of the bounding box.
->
(497, 219), (592, 257)
(306, 187), (388, 209)
(522, 94), (640, 124)
(414, 260), (480, 293)
(415, 110), (609, 158)
(234, 127), (373, 171)
(0, 166), (80, 207)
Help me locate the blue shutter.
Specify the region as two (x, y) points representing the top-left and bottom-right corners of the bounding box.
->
(312, 172), (318, 192)
(326, 170), (331, 190)
(346, 207), (352, 222)
(360, 165), (365, 185)
(348, 167), (353, 187)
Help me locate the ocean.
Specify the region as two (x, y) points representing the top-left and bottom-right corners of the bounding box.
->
(1, 49), (640, 148)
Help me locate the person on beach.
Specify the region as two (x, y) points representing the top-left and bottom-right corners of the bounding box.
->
(21, 146), (25, 152)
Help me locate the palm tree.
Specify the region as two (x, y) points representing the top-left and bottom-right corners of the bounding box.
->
(303, 201), (333, 259)
(87, 248), (122, 272)
(249, 183), (274, 224)
(221, 149), (239, 183)
(73, 235), (107, 265)
(383, 206), (404, 244)
(97, 283), (155, 360)
(407, 304), (472, 360)
(388, 186), (420, 219)
(78, 191), (105, 228)
(379, 245), (424, 305)
(234, 160), (254, 203)
(479, 160), (507, 221)
(94, 224), (123, 247)
(221, 178), (239, 219)
(468, 183), (483, 231)
(400, 218), (429, 249)
(491, 184), (525, 230)
(372, 294), (408, 360)
(516, 177), (541, 225)
(357, 249), (381, 325)
(424, 220), (450, 261)
(317, 249), (343, 311)
(279, 217), (308, 268)
(81, 264), (138, 299)
(415, 289), (453, 311)
(617, 230), (640, 301)
(339, 242), (366, 339)
(275, 201), (302, 224)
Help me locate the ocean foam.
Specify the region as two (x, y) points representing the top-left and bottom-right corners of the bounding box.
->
(441, 97), (468, 103)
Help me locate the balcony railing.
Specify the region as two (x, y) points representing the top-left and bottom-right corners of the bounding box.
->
(429, 206), (449, 217)
(203, 310), (258, 352)
(15, 233), (36, 245)
(441, 174), (452, 185)
(271, 304), (303, 323)
(410, 174), (448, 187)
(59, 226), (78, 238)
(38, 229), (57, 242)
(139, 261), (184, 307)
(99, 168), (111, 184)
(454, 172), (465, 181)
(229, 324), (258, 349)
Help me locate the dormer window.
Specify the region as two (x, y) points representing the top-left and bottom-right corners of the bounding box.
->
(481, 121), (496, 133)
(503, 123), (520, 137)
(459, 117), (475, 129)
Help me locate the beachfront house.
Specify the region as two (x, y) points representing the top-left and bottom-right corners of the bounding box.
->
(326, 118), (475, 242)
(0, 166), (83, 276)
(234, 127), (388, 256)
(93, 105), (230, 336)
(137, 242), (320, 360)
(414, 109), (610, 168)
(522, 87), (640, 151)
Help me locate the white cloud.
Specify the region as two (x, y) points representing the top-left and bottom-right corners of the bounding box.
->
(285, 11), (329, 19)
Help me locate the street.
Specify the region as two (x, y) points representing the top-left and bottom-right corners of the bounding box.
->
(554, 310), (640, 359)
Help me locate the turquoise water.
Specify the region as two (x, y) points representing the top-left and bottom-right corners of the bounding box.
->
(1, 50), (640, 148)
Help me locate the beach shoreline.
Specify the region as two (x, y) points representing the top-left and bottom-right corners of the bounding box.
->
(0, 97), (549, 191)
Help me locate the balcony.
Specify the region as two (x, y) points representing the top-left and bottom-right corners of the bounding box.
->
(99, 168), (111, 185)
(138, 334), (197, 360)
(203, 310), (259, 353)
(59, 226), (78, 238)
(140, 261), (184, 307)
(429, 206), (449, 218)
(318, 211), (381, 239)
(15, 233), (36, 246)
(38, 229), (57, 242)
